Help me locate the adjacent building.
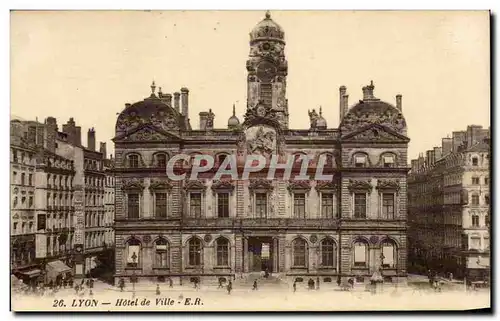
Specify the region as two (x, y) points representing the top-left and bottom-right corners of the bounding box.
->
(408, 125), (490, 280)
(113, 12), (411, 286)
(10, 116), (113, 285)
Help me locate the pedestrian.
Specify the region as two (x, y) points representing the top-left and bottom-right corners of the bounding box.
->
(218, 279), (224, 289)
(169, 278), (173, 288)
(253, 280), (258, 291)
(89, 289), (93, 296)
(156, 284), (161, 296)
(293, 281), (297, 293)
(316, 277), (320, 290)
(119, 278), (125, 292)
(227, 280), (232, 294)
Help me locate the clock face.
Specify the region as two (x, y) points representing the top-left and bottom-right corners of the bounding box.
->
(257, 61), (277, 82)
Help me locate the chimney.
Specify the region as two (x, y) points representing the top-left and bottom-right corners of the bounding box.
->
(88, 128), (96, 151)
(45, 117), (58, 152)
(75, 126), (82, 146)
(164, 93), (173, 106)
(100, 142), (107, 159)
(339, 86), (346, 121)
(362, 80), (375, 101)
(396, 94), (402, 111)
(199, 112), (209, 131)
(442, 137), (452, 156)
(27, 126), (36, 146)
(411, 159), (418, 171)
(173, 92), (180, 113)
(433, 147), (442, 161)
(466, 125), (484, 148)
(181, 87), (189, 119)
(343, 94), (349, 117)
(452, 131), (466, 152)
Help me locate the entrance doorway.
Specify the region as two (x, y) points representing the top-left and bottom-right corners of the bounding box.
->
(247, 237), (274, 272)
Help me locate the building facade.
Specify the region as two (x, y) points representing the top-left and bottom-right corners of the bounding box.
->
(10, 121), (38, 284)
(11, 116), (112, 285)
(408, 125), (490, 280)
(113, 12), (410, 286)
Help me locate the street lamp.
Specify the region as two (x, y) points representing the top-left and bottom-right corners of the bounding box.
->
(131, 252), (137, 298)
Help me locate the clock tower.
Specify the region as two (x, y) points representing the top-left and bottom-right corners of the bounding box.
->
(246, 11), (289, 129)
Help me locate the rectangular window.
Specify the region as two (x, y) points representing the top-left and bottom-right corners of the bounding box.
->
(355, 156), (366, 168)
(217, 193), (229, 218)
(321, 193), (334, 218)
(383, 155), (394, 168)
(472, 215), (479, 227)
(354, 244), (366, 267)
(471, 194), (479, 205)
(127, 194), (140, 219)
(472, 177), (480, 185)
(127, 246), (140, 267)
(293, 193), (306, 218)
(382, 193), (395, 219)
(255, 193), (267, 218)
(190, 193), (202, 218)
(382, 245), (395, 268)
(354, 193), (367, 218)
(485, 177), (489, 185)
(155, 245), (168, 268)
(155, 193), (167, 218)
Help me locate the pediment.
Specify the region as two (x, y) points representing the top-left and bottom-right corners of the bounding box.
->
(341, 124), (409, 142)
(114, 124), (181, 142)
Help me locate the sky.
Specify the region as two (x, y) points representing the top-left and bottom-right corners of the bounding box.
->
(10, 10), (490, 161)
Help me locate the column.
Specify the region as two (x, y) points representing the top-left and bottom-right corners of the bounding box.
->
(272, 238), (278, 273)
(243, 237), (248, 273)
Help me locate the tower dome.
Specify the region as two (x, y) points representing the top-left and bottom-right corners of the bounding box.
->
(227, 104), (240, 129)
(249, 11), (285, 44)
(316, 106), (327, 129)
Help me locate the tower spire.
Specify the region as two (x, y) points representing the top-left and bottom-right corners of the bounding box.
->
(232, 103), (236, 116)
(150, 80), (156, 94)
(319, 106), (323, 116)
(265, 10), (271, 19)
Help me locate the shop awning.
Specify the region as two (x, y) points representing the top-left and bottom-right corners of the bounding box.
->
(18, 269), (41, 277)
(46, 260), (72, 280)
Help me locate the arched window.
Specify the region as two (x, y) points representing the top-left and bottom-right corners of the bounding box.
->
(382, 153), (395, 168)
(381, 240), (396, 268)
(216, 238), (229, 266)
(126, 238), (141, 268)
(354, 153), (368, 168)
(156, 153), (167, 168)
(128, 154), (139, 168)
(321, 238), (336, 268)
(320, 153), (334, 168)
(292, 238), (307, 267)
(188, 238), (202, 266)
(155, 238), (169, 268)
(353, 240), (368, 268)
(21, 173), (25, 185)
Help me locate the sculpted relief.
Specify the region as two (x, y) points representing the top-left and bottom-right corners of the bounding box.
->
(341, 107), (407, 136)
(245, 126), (277, 156)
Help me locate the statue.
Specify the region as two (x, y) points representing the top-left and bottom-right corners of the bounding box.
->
(206, 109), (215, 129)
(308, 109), (319, 129)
